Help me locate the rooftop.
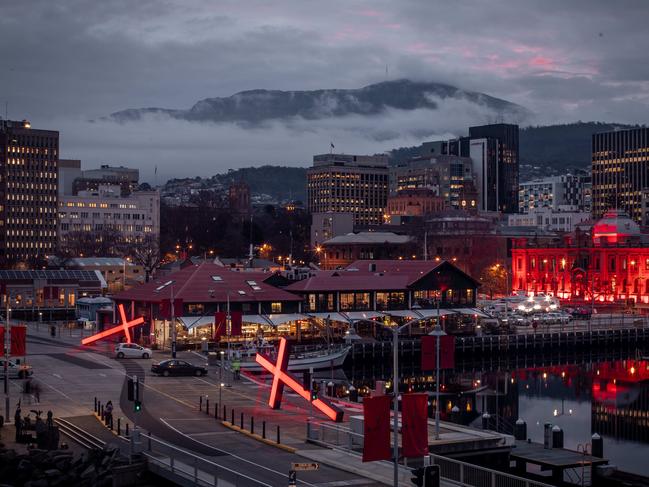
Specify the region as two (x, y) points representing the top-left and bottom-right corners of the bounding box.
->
(323, 232), (412, 245)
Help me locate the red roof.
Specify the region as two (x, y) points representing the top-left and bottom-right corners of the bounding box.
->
(286, 260), (446, 292)
(113, 262), (301, 304)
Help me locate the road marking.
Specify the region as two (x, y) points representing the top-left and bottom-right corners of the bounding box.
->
(159, 418), (319, 487)
(53, 373), (62, 379)
(188, 431), (237, 437)
(99, 373), (107, 377)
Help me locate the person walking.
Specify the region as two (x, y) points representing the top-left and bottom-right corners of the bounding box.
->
(104, 400), (114, 430)
(14, 404), (22, 443)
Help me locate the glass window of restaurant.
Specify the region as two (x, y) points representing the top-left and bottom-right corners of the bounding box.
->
(340, 292), (370, 310)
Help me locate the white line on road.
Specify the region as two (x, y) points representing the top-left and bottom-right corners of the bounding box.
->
(159, 418), (320, 487)
(52, 373), (62, 379)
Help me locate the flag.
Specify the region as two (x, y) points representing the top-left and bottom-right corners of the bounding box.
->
(155, 165), (158, 175)
(214, 312), (226, 339)
(421, 335), (455, 371)
(402, 393), (429, 458)
(362, 395), (392, 462)
(230, 311), (242, 336)
(0, 326), (26, 356)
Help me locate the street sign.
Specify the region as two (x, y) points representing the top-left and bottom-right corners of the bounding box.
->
(291, 462), (320, 471)
(288, 469), (297, 486)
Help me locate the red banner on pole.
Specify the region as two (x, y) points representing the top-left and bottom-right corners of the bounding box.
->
(402, 393), (429, 458)
(230, 311), (242, 336)
(0, 326), (26, 356)
(214, 312), (226, 339)
(159, 299), (170, 319)
(421, 335), (455, 371)
(362, 395), (392, 462)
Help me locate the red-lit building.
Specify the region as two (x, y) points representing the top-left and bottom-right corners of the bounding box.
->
(511, 209), (649, 304)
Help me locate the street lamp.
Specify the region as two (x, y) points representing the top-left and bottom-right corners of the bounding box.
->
(428, 323), (447, 440)
(219, 382), (224, 414)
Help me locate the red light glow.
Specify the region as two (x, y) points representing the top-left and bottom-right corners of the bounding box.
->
(255, 338), (343, 422)
(81, 304), (144, 345)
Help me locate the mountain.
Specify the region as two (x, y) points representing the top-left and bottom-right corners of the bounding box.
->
(107, 79), (530, 124)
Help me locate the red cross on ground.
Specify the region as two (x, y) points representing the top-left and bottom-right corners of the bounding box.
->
(81, 303), (145, 346)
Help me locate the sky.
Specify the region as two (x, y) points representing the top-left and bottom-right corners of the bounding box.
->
(2, 0), (648, 182)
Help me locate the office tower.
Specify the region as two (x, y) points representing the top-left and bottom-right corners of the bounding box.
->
(58, 159), (81, 197)
(469, 138), (499, 211)
(73, 164), (139, 196)
(0, 119), (59, 266)
(307, 153), (389, 226)
(592, 127), (649, 224)
(469, 123), (519, 213)
(519, 174), (592, 213)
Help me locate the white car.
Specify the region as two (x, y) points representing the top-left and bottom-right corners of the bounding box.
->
(0, 359), (33, 379)
(115, 343), (152, 359)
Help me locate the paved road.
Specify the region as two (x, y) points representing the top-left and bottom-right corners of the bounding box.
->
(23, 325), (377, 487)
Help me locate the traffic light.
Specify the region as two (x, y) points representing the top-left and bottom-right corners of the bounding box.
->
(134, 400), (142, 412)
(410, 467), (424, 487)
(310, 389), (318, 401)
(423, 466), (440, 487)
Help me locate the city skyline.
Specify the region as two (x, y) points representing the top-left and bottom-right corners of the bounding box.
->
(2, 0), (648, 180)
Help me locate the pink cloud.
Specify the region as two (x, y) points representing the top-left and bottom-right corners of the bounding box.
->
(530, 56), (554, 67)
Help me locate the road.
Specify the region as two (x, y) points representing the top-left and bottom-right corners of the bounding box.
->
(22, 324), (377, 487)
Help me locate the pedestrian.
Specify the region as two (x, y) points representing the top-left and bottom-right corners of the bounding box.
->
(46, 410), (54, 429)
(104, 400), (114, 429)
(232, 357), (241, 380)
(14, 404), (22, 443)
(32, 381), (41, 404)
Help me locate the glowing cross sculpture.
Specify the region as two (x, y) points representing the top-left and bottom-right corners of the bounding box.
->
(81, 304), (145, 346)
(255, 337), (343, 422)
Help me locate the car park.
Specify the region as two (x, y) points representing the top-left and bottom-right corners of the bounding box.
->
(115, 343), (152, 359)
(151, 359), (207, 377)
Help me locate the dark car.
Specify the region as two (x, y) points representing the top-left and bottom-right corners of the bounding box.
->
(151, 359), (207, 377)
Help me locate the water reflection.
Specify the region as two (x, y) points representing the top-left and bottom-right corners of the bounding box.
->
(344, 354), (649, 476)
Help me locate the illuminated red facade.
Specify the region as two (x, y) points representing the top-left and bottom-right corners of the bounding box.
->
(511, 209), (649, 303)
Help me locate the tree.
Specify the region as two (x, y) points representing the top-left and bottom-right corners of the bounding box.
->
(59, 229), (125, 257)
(128, 234), (161, 282)
(479, 264), (507, 299)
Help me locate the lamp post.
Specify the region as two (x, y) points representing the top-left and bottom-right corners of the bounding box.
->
(170, 283), (177, 358)
(219, 382), (224, 414)
(391, 318), (421, 487)
(429, 323), (447, 440)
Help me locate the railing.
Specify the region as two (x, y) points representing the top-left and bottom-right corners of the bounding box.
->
(134, 431), (272, 487)
(306, 420), (555, 487)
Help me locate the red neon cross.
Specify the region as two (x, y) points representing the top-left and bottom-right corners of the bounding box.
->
(81, 304), (145, 346)
(255, 337), (343, 422)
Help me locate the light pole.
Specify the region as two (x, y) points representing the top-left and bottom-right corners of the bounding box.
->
(429, 323), (447, 440)
(4, 304), (11, 422)
(391, 318), (421, 487)
(170, 284), (177, 358)
(219, 382), (224, 415)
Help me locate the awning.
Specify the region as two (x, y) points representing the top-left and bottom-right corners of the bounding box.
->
(416, 309), (457, 319)
(265, 313), (310, 326)
(178, 316), (215, 330)
(242, 315), (274, 326)
(453, 308), (491, 318)
(307, 312), (350, 323)
(342, 311), (385, 321)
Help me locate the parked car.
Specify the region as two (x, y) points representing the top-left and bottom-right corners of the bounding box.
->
(151, 359), (207, 377)
(115, 343), (152, 359)
(0, 359), (33, 379)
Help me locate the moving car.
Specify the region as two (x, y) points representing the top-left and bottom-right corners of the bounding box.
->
(151, 359), (207, 377)
(115, 343), (152, 359)
(0, 359), (33, 379)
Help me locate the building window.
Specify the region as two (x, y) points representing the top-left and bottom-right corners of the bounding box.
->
(271, 302), (282, 313)
(187, 303), (204, 315)
(517, 258), (523, 271)
(340, 293), (354, 310)
(610, 257), (616, 272)
(308, 294), (316, 312)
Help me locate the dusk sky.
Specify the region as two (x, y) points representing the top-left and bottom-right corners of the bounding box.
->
(2, 0), (648, 181)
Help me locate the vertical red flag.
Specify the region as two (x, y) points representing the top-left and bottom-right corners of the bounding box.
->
(173, 298), (184, 316)
(402, 393), (429, 458)
(230, 311), (242, 336)
(0, 326), (26, 356)
(159, 299), (170, 319)
(214, 312), (226, 339)
(363, 395), (392, 462)
(421, 335), (455, 371)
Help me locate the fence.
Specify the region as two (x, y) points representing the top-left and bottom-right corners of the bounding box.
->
(135, 431), (272, 487)
(306, 420), (554, 487)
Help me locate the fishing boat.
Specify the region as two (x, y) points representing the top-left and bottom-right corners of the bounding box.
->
(230, 339), (351, 372)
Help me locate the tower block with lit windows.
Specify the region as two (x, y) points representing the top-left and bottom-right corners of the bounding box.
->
(0, 119), (59, 267)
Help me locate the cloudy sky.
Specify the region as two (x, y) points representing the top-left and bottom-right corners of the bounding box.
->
(2, 0), (648, 181)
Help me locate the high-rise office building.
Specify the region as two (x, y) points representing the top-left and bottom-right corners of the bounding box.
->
(307, 153), (389, 226)
(0, 119), (59, 265)
(519, 174), (592, 213)
(592, 127), (649, 224)
(469, 123), (519, 213)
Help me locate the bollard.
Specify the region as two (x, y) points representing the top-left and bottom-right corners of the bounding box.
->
(250, 417), (254, 435)
(100, 404), (105, 421)
(199, 396), (203, 412)
(514, 419), (527, 441)
(231, 408), (234, 424)
(206, 398), (209, 415)
(117, 418), (121, 436)
(215, 403), (219, 420)
(349, 385), (358, 402)
(592, 433), (604, 458)
(481, 413), (491, 430)
(543, 423), (553, 449)
(125, 423), (130, 437)
(262, 421), (266, 439)
(94, 397), (97, 413)
(552, 425), (564, 449)
(240, 412), (244, 429)
(276, 425), (280, 444)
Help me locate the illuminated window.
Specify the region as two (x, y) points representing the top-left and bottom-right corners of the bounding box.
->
(271, 302), (282, 313)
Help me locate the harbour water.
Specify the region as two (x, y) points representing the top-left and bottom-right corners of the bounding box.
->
(343, 352), (649, 476)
